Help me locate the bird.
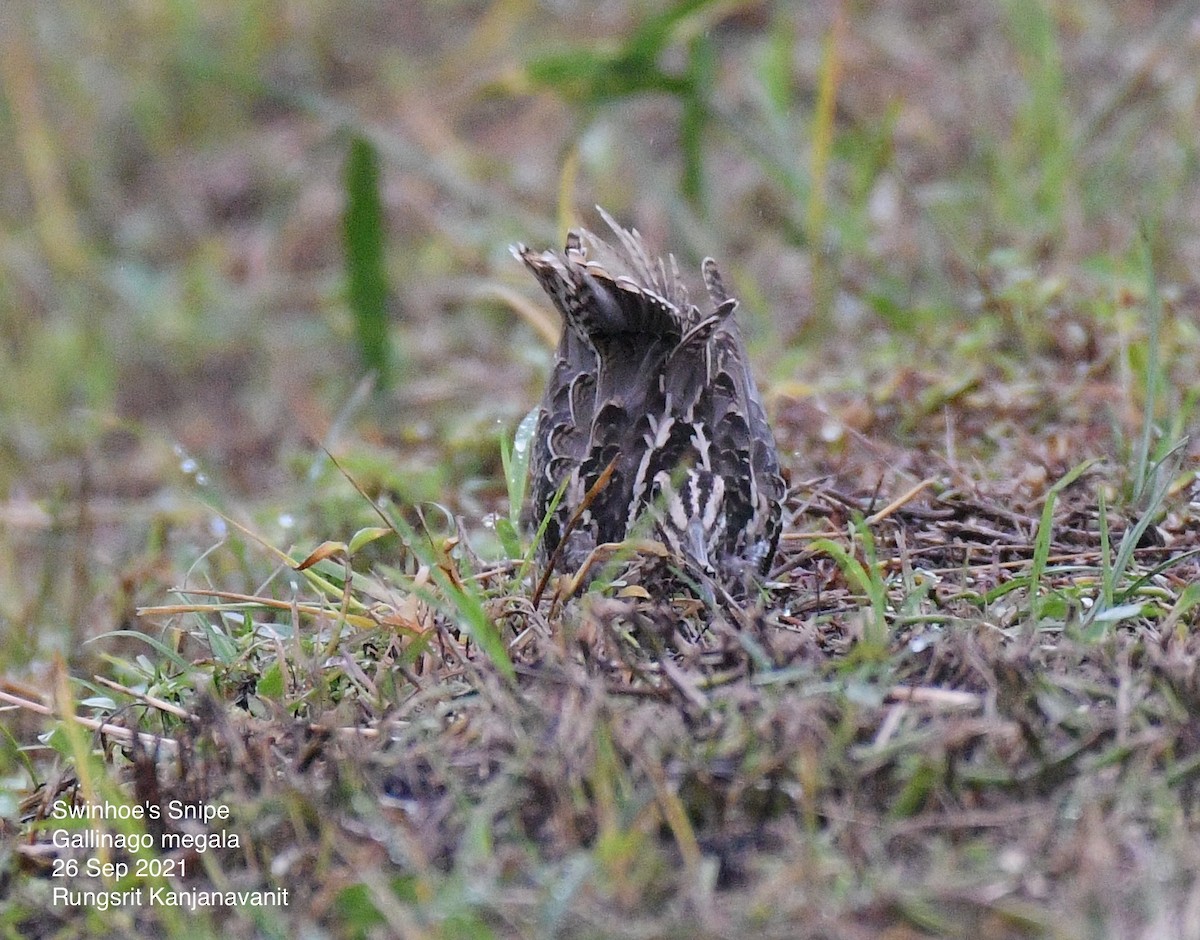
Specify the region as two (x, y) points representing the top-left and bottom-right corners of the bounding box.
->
(514, 209), (785, 595)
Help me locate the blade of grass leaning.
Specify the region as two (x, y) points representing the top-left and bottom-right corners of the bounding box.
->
(1133, 225), (1163, 502)
(503, 408), (538, 530)
(1004, 0), (1069, 230)
(344, 133), (392, 389)
(557, 143), (579, 236)
(806, 7), (844, 332)
(317, 554), (355, 662)
(498, 408), (538, 559)
(811, 518), (888, 652)
(1107, 443), (1185, 598)
(1161, 582), (1200, 638)
(1027, 458), (1096, 624)
(759, 12), (795, 123)
(680, 31), (713, 207)
(532, 459), (617, 606)
(1105, 469), (1190, 615)
(1098, 489), (1113, 609)
(434, 566), (514, 683)
(807, 9), (842, 244)
(519, 475), (568, 584)
(87, 629), (193, 672)
(0, 25), (90, 276)
(494, 516), (523, 561)
(1123, 548), (1200, 606)
(855, 516), (888, 650)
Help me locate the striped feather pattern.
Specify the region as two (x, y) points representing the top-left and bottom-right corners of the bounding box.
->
(514, 210), (785, 590)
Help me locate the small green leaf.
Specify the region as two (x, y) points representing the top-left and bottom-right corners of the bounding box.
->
(348, 526), (393, 555)
(256, 660), (285, 699)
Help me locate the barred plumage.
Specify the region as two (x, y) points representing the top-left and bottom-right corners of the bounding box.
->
(515, 209), (785, 592)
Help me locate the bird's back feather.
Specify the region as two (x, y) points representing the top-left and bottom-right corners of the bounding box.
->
(515, 212), (785, 591)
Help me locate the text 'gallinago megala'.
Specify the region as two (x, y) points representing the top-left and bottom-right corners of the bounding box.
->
(515, 210), (785, 595)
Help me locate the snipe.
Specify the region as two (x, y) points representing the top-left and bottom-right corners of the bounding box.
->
(515, 210), (785, 594)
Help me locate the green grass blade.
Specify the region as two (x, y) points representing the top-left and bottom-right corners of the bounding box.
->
(812, 526), (888, 651)
(1028, 458), (1096, 623)
(343, 134), (392, 388)
(680, 32), (714, 207)
(1098, 490), (1113, 609)
(1133, 225), (1162, 502)
(503, 407), (538, 529)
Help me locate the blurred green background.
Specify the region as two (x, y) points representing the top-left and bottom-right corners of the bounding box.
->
(2, 0), (1198, 673)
